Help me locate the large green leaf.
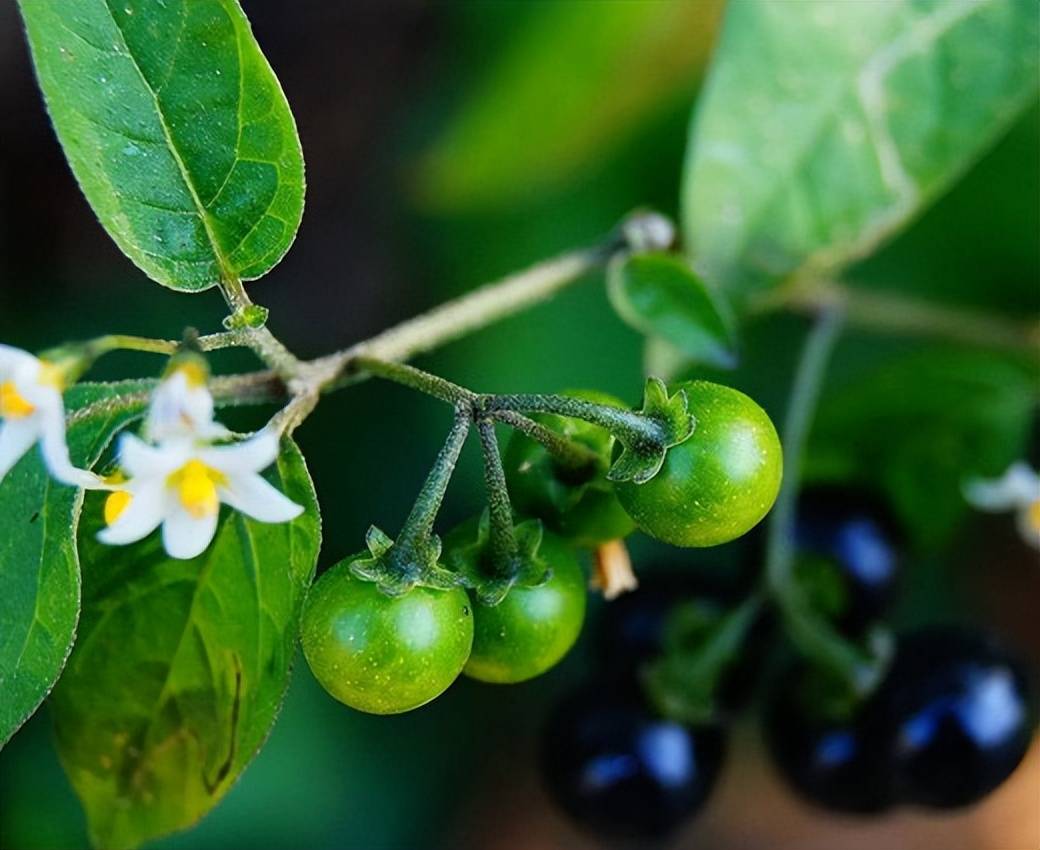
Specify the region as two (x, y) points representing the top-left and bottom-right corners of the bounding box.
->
(0, 381), (150, 748)
(18, 0), (305, 292)
(808, 348), (1037, 547)
(51, 438), (320, 850)
(415, 0), (723, 211)
(608, 252), (737, 370)
(682, 0), (1039, 299)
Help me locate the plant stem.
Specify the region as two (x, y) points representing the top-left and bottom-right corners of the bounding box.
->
(476, 419), (518, 578)
(488, 409), (600, 472)
(91, 331), (252, 357)
(483, 393), (663, 450)
(764, 307), (879, 691)
(350, 356), (475, 405)
(397, 405), (472, 550)
(753, 280), (1040, 353)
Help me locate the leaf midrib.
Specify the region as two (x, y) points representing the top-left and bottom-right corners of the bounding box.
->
(100, 0), (237, 285)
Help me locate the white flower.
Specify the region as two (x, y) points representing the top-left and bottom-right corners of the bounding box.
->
(99, 429), (303, 560)
(964, 462), (1040, 550)
(0, 344), (97, 487)
(145, 361), (230, 442)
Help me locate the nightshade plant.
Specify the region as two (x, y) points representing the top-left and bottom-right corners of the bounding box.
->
(1, 1), (1038, 849)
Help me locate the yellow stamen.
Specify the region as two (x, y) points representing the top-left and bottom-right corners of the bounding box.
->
(168, 459), (225, 518)
(177, 361), (208, 388)
(104, 491), (133, 525)
(0, 381), (35, 419)
(1027, 500), (1040, 533)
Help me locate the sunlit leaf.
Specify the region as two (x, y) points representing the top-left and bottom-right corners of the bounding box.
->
(682, 0), (1039, 299)
(416, 0), (724, 210)
(0, 381), (150, 748)
(18, 0), (305, 292)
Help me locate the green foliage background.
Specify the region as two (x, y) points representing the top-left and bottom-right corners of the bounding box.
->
(0, 1), (1037, 848)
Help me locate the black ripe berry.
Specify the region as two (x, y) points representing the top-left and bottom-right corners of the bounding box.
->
(540, 686), (726, 840)
(794, 485), (902, 634)
(878, 626), (1036, 809)
(764, 663), (894, 814)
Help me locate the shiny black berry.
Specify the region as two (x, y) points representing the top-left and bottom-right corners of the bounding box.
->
(878, 627), (1036, 809)
(540, 686), (726, 839)
(598, 574), (771, 715)
(794, 486), (902, 634)
(764, 663), (894, 814)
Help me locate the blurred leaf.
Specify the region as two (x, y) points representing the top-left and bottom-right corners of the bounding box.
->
(0, 381), (148, 748)
(609, 252), (737, 370)
(682, 0), (1039, 299)
(51, 439), (320, 850)
(808, 348), (1037, 547)
(18, 0), (304, 292)
(416, 0), (723, 211)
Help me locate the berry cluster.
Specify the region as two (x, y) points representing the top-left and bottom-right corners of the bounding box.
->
(300, 379), (782, 714)
(539, 488), (1037, 840)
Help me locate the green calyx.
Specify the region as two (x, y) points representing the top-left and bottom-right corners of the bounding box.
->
(607, 376), (696, 484)
(349, 525), (463, 596)
(223, 303), (270, 330)
(446, 512), (551, 606)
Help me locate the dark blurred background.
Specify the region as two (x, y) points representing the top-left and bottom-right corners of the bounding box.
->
(1, 3), (1037, 849)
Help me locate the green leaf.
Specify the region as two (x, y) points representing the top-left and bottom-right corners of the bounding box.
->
(808, 348), (1037, 547)
(0, 381), (150, 748)
(51, 438), (320, 850)
(608, 253), (737, 369)
(18, 0), (305, 292)
(682, 0), (1039, 299)
(415, 0), (724, 211)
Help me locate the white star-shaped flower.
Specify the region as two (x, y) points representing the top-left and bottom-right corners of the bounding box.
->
(0, 343), (97, 487)
(99, 363), (304, 560)
(964, 462), (1040, 551)
(99, 429), (303, 559)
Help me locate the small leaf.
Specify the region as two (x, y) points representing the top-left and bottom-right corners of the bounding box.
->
(18, 0), (305, 292)
(0, 381), (150, 748)
(51, 437), (320, 850)
(608, 253), (738, 369)
(682, 0), (1039, 298)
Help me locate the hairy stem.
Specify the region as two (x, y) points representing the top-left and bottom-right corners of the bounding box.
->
(488, 409), (600, 472)
(482, 393), (662, 451)
(753, 280), (1040, 353)
(350, 356), (475, 405)
(397, 405), (471, 550)
(476, 419), (518, 578)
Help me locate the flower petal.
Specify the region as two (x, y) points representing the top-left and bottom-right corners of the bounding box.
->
(118, 432), (188, 479)
(97, 481), (166, 546)
(35, 397), (100, 488)
(162, 505), (219, 560)
(0, 344), (40, 380)
(0, 417), (41, 480)
(220, 472), (304, 523)
(146, 371), (229, 442)
(964, 462), (1040, 511)
(202, 428), (279, 475)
